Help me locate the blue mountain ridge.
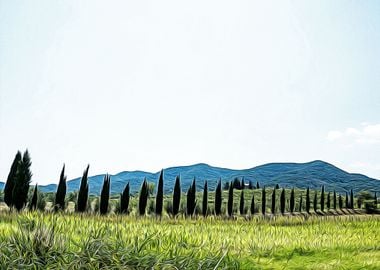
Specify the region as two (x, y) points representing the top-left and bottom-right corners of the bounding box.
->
(1, 160), (379, 195)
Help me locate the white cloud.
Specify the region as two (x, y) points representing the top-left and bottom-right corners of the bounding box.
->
(327, 123), (380, 145)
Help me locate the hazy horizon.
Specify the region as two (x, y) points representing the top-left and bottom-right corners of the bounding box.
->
(1, 0), (380, 184)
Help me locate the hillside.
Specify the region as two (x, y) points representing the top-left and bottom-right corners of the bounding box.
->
(1, 160), (379, 195)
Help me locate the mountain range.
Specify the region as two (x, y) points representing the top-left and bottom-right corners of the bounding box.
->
(1, 160), (379, 195)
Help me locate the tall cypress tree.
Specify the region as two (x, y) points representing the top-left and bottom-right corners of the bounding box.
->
(262, 187), (266, 215)
(55, 164), (67, 211)
(333, 190), (337, 210)
(280, 188), (285, 215)
(29, 184), (38, 211)
(120, 182), (130, 214)
(186, 178), (196, 216)
(139, 178), (149, 215)
(350, 189), (354, 209)
(155, 169), (164, 216)
(248, 180), (253, 189)
(172, 175), (181, 216)
(326, 192), (331, 210)
(4, 151), (22, 208)
(271, 188), (276, 215)
(290, 188), (295, 213)
(100, 174), (110, 215)
(375, 192), (378, 207)
(306, 187), (310, 214)
(12, 150), (32, 211)
(256, 181), (260, 189)
(239, 189), (245, 215)
(214, 179), (222, 215)
(202, 180), (208, 217)
(250, 193), (255, 215)
(76, 165), (89, 213)
(320, 186), (325, 212)
(241, 177), (245, 190)
(299, 194), (303, 212)
(227, 181), (233, 216)
(339, 194), (343, 209)
(345, 192), (349, 208)
(313, 191), (318, 212)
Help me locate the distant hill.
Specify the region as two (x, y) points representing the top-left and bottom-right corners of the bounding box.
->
(1, 161), (379, 195)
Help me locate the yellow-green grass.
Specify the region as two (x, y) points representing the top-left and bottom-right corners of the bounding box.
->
(0, 212), (379, 269)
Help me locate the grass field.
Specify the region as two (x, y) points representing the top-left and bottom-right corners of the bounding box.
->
(0, 212), (379, 269)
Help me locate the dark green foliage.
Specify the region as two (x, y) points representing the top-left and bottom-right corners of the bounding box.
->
(241, 177), (245, 190)
(290, 188), (295, 213)
(172, 176), (181, 216)
(350, 189), (354, 209)
(280, 188), (285, 215)
(139, 179), (149, 215)
(320, 186), (325, 212)
(333, 190), (337, 210)
(339, 194), (343, 209)
(4, 151), (22, 208)
(186, 178), (196, 216)
(76, 165), (89, 213)
(299, 195), (303, 212)
(262, 187), (266, 215)
(227, 182), (233, 216)
(12, 150), (32, 211)
(306, 187), (310, 214)
(248, 180), (253, 189)
(375, 192), (378, 207)
(202, 181), (208, 217)
(155, 170), (164, 216)
(313, 191), (317, 212)
(271, 188), (276, 214)
(55, 164), (67, 211)
(232, 178), (241, 189)
(345, 192), (349, 208)
(100, 174), (110, 215)
(239, 189), (244, 215)
(275, 184), (280, 189)
(250, 193), (255, 215)
(29, 184), (38, 211)
(327, 192), (330, 210)
(223, 181), (230, 190)
(256, 181), (260, 189)
(120, 182), (130, 214)
(214, 179), (222, 215)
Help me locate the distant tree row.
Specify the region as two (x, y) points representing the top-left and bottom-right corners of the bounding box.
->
(3, 150), (379, 216)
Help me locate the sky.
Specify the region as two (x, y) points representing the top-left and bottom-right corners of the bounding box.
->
(0, 0), (380, 185)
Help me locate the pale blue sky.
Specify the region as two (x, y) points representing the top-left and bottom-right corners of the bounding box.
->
(1, 0), (380, 184)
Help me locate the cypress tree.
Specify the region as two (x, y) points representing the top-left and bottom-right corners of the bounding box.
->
(29, 184), (38, 211)
(120, 182), (130, 214)
(100, 174), (110, 215)
(248, 180), (253, 189)
(12, 150), (32, 211)
(227, 181), (233, 216)
(326, 192), (331, 210)
(256, 181), (260, 189)
(375, 192), (378, 207)
(313, 191), (318, 212)
(186, 178), (196, 216)
(155, 169), (164, 216)
(350, 189), (354, 209)
(299, 194), (303, 212)
(339, 194), (343, 209)
(241, 177), (245, 190)
(55, 164), (67, 211)
(76, 165), (89, 212)
(333, 190), (337, 210)
(214, 179), (222, 215)
(262, 187), (266, 215)
(320, 186), (325, 212)
(345, 192), (349, 208)
(290, 188), (295, 213)
(271, 188), (276, 215)
(139, 179), (149, 215)
(250, 193), (255, 215)
(275, 184), (280, 189)
(280, 188), (285, 215)
(4, 151), (22, 208)
(202, 180), (208, 217)
(239, 189), (245, 215)
(306, 187), (310, 214)
(172, 175), (181, 216)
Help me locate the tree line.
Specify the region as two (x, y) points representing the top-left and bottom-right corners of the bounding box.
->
(3, 150), (378, 216)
